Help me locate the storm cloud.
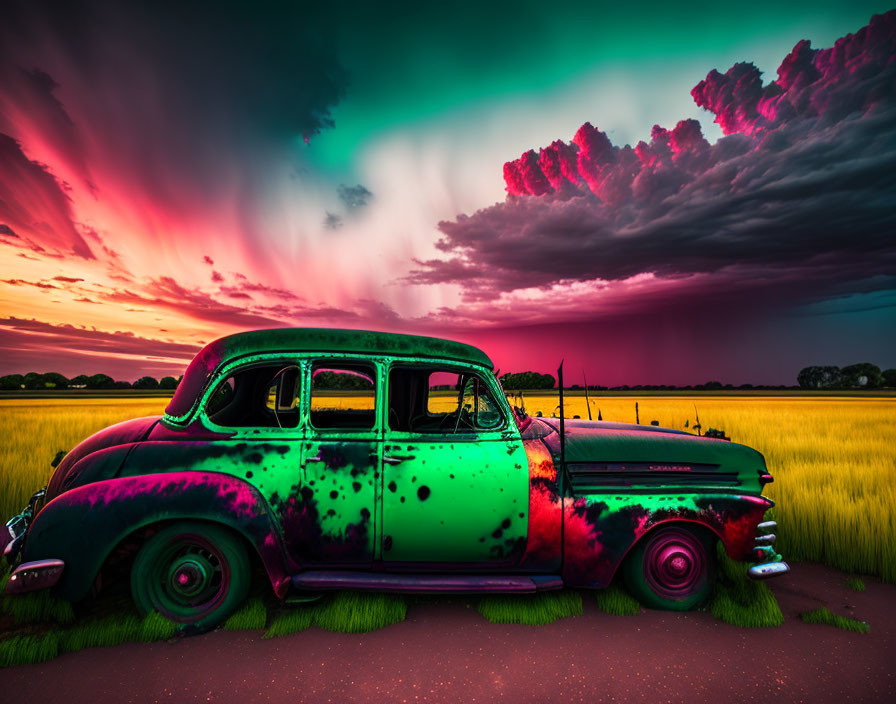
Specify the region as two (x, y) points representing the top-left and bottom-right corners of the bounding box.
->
(0, 0), (348, 256)
(412, 11), (896, 307)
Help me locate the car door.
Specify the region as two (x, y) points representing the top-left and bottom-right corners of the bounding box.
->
(293, 357), (381, 567)
(381, 364), (529, 567)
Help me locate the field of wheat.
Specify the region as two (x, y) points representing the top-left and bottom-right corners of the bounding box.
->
(1, 394), (893, 581)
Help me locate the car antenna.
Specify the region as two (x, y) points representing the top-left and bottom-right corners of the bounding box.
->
(558, 360), (566, 469)
(582, 369), (593, 420)
(693, 403), (702, 436)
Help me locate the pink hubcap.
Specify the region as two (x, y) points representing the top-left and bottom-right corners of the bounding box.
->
(644, 530), (706, 599)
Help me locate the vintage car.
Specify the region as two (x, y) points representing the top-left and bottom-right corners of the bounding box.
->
(2, 328), (788, 632)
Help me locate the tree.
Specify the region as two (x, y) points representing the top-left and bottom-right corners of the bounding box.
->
(500, 371), (556, 390)
(0, 374), (24, 390)
(23, 372), (44, 389)
(113, 380), (132, 389)
(840, 363), (882, 389)
(797, 366), (843, 389)
(158, 376), (179, 389)
(86, 373), (115, 389)
(882, 369), (896, 388)
(69, 374), (90, 387)
(133, 376), (160, 389)
(41, 372), (69, 389)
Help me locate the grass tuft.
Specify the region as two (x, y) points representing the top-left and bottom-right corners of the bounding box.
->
(594, 585), (641, 616)
(223, 596), (267, 631)
(263, 607), (315, 638)
(57, 614), (141, 652)
(709, 543), (783, 628)
(1, 590), (75, 625)
(139, 611), (178, 641)
(313, 591), (407, 633)
(801, 607), (869, 633)
(477, 590), (582, 625)
(845, 577), (866, 592)
(0, 633), (59, 667)
(264, 591), (406, 638)
(1, 610), (178, 667)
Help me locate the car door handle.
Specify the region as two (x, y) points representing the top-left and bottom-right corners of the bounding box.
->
(306, 453), (324, 463)
(383, 455), (414, 465)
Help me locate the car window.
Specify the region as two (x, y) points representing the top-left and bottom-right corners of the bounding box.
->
(389, 367), (503, 433)
(206, 363), (300, 429)
(309, 362), (376, 431)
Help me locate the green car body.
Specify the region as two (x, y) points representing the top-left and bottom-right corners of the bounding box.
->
(3, 328), (787, 627)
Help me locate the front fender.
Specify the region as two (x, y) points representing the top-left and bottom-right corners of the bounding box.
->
(562, 492), (773, 586)
(21, 472), (291, 601)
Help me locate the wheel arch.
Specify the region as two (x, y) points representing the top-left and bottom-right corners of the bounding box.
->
(606, 517), (722, 586)
(21, 472), (293, 602)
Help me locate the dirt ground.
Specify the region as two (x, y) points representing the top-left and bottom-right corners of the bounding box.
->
(1, 562), (893, 703)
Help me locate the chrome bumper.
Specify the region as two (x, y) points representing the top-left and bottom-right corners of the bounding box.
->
(747, 520), (791, 581)
(4, 559), (66, 594)
(748, 561), (791, 579)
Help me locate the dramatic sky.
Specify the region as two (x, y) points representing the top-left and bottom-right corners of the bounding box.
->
(1, 0), (894, 385)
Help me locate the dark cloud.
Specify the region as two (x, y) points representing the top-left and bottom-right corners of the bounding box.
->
(2, 279), (58, 289)
(211, 270), (224, 283)
(233, 281), (300, 301)
(412, 11), (896, 312)
(0, 134), (94, 258)
(99, 276), (288, 330)
(324, 212), (343, 229)
(0, 1), (348, 222)
(0, 224), (18, 237)
(338, 184), (373, 209)
(0, 316), (199, 378)
(203, 256), (214, 266)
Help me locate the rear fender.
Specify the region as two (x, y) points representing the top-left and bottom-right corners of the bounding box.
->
(21, 472), (291, 601)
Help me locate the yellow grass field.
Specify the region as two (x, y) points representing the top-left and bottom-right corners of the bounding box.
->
(1, 395), (893, 581)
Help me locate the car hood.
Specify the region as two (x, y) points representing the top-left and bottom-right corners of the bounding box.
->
(536, 418), (765, 471)
(45, 416), (161, 502)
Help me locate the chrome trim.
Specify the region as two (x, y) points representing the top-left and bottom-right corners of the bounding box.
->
(754, 533), (776, 545)
(3, 535), (23, 559)
(748, 561), (790, 580)
(5, 514), (27, 540)
(757, 521), (777, 533)
(4, 559), (65, 594)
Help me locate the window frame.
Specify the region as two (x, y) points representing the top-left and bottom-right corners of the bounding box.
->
(198, 354), (305, 437)
(304, 355), (384, 438)
(386, 360), (511, 439)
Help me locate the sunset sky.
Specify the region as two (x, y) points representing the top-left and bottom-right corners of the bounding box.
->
(1, 1), (894, 385)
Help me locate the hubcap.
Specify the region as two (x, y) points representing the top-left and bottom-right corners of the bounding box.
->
(644, 530), (705, 599)
(150, 536), (228, 620)
(169, 558), (210, 597)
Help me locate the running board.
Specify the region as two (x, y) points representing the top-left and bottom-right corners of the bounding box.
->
(291, 571), (563, 594)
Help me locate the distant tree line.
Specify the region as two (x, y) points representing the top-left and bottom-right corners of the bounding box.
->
(311, 371), (373, 390)
(797, 363), (895, 390)
(0, 372), (181, 390)
(500, 372), (556, 390)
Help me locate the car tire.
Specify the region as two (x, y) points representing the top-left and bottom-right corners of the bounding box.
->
(131, 521), (250, 633)
(622, 525), (714, 611)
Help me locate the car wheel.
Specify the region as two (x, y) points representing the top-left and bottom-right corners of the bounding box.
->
(131, 521), (250, 633)
(623, 525), (714, 611)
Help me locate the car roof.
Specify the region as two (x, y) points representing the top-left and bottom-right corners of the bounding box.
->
(165, 327), (493, 420)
